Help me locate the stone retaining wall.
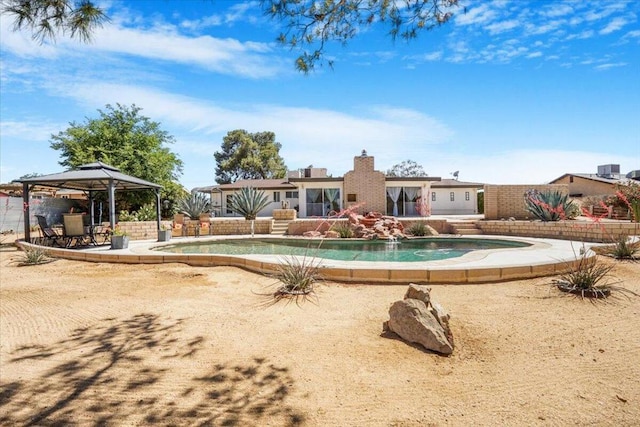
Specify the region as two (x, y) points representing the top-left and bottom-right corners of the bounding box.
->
(477, 220), (639, 243)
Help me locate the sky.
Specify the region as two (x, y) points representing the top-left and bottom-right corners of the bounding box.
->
(1, 0), (639, 190)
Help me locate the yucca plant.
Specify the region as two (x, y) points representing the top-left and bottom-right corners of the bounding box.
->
(14, 246), (53, 266)
(229, 187), (270, 237)
(524, 189), (577, 221)
(179, 192), (211, 219)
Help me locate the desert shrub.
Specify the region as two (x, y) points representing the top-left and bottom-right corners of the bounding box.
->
(604, 236), (639, 260)
(406, 221), (430, 236)
(14, 246), (53, 266)
(330, 222), (354, 238)
(524, 189), (576, 221)
(555, 250), (616, 298)
(274, 256), (320, 296)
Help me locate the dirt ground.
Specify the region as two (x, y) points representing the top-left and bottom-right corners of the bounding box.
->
(1, 240), (639, 426)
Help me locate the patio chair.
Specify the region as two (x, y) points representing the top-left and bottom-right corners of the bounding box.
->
(63, 214), (90, 248)
(35, 215), (66, 247)
(199, 213), (211, 236)
(172, 213), (186, 237)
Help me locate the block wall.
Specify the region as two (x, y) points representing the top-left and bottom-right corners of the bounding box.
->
(484, 184), (569, 220)
(477, 220), (639, 243)
(117, 219), (272, 240)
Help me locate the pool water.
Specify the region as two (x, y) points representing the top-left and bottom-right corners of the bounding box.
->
(157, 237), (530, 262)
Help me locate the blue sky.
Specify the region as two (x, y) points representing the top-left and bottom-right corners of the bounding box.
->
(1, 0), (638, 190)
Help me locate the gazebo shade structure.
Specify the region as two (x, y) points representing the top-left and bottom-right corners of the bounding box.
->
(18, 162), (163, 242)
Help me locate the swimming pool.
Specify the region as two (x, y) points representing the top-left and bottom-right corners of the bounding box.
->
(157, 237), (531, 262)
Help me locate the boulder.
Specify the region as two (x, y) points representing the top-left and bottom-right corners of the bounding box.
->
(386, 299), (453, 355)
(303, 230), (322, 238)
(324, 230), (340, 238)
(404, 283), (431, 305)
(385, 284), (454, 355)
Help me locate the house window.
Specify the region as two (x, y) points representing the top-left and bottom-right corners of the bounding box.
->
(569, 176), (574, 183)
(450, 192), (455, 202)
(306, 188), (340, 216)
(465, 191), (470, 201)
(386, 187), (421, 216)
(273, 192), (281, 202)
(226, 194), (234, 215)
(431, 192), (436, 202)
(285, 191), (298, 198)
(347, 194), (357, 202)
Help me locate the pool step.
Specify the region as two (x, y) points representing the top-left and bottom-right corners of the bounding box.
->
(271, 219), (290, 235)
(448, 221), (483, 235)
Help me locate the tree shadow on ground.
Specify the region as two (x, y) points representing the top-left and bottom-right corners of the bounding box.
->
(0, 313), (304, 426)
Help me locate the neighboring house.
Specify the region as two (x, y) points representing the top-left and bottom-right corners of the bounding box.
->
(431, 179), (484, 215)
(549, 164), (635, 197)
(197, 151), (483, 218)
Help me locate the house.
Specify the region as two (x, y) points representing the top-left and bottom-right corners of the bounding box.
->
(431, 179), (484, 215)
(197, 151), (484, 218)
(549, 164), (636, 197)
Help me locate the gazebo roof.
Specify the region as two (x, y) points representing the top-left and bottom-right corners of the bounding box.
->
(17, 162), (162, 192)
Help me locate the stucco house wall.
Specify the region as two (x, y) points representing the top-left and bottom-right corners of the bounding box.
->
(431, 187), (478, 215)
(551, 175), (618, 197)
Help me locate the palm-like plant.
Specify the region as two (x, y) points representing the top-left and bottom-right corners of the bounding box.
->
(179, 192), (210, 219)
(229, 187), (271, 236)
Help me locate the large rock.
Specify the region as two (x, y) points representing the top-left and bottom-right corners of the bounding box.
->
(385, 284), (454, 355)
(387, 299), (453, 355)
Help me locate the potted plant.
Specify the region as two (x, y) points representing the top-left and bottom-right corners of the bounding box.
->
(111, 226), (130, 250)
(158, 224), (171, 242)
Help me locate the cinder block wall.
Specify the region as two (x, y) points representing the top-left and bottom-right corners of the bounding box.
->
(477, 220), (638, 243)
(484, 184), (569, 220)
(117, 219), (272, 240)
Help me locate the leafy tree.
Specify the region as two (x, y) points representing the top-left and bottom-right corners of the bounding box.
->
(1, 0), (108, 43)
(18, 172), (43, 180)
(214, 130), (287, 184)
(50, 103), (184, 210)
(263, 0), (460, 72)
(2, 0), (459, 72)
(386, 160), (427, 177)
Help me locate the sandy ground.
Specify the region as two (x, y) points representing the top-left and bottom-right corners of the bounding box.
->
(1, 239), (639, 426)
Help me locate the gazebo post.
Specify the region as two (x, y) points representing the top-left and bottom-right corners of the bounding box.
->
(108, 179), (116, 230)
(155, 189), (162, 231)
(89, 191), (95, 227)
(22, 182), (31, 242)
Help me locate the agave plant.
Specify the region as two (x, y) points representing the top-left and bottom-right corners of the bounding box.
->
(229, 187), (270, 236)
(179, 192), (211, 219)
(524, 189), (577, 221)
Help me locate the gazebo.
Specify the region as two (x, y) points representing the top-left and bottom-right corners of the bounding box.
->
(18, 162), (163, 242)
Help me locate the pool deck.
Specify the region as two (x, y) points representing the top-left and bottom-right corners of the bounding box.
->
(18, 234), (599, 284)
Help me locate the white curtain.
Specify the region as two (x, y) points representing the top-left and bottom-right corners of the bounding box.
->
(404, 187), (420, 216)
(386, 187), (401, 217)
(324, 188), (340, 215)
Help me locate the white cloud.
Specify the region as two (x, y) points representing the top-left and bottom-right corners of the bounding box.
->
(600, 17), (630, 34)
(0, 120), (62, 142)
(594, 62), (627, 70)
(526, 51), (543, 58)
(456, 4), (497, 26)
(566, 29), (594, 40)
(540, 4), (574, 18)
(486, 19), (520, 34)
(0, 14), (284, 79)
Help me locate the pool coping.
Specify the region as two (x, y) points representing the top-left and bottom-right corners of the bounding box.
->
(17, 234), (599, 284)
